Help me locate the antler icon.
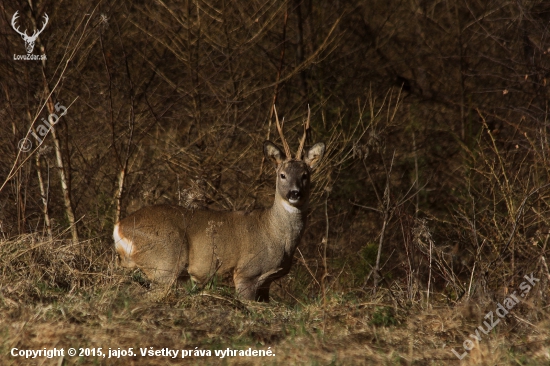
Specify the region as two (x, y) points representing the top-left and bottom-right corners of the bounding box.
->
(11, 11), (49, 54)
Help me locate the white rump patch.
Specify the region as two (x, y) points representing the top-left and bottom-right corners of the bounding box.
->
(282, 200), (301, 214)
(113, 223), (133, 257)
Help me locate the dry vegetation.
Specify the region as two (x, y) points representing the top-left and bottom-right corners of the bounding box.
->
(1, 0), (550, 364)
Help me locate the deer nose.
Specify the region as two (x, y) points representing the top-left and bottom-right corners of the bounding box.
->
(287, 190), (301, 201)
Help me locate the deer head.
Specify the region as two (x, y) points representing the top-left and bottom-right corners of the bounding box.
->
(11, 11), (49, 54)
(264, 106), (325, 209)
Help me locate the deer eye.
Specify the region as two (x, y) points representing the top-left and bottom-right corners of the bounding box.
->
(280, 173), (286, 179)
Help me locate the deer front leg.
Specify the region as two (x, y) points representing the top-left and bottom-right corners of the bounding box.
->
(233, 274), (258, 301)
(255, 281), (272, 302)
(234, 269), (279, 302)
(253, 268), (282, 302)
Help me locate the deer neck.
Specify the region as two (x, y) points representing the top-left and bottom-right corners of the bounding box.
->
(266, 194), (308, 252)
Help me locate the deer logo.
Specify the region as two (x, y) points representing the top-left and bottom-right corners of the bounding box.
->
(11, 11), (48, 54)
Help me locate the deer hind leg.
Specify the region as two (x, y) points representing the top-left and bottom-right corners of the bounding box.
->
(141, 261), (180, 285)
(140, 242), (189, 301)
(117, 229), (188, 288)
(146, 240), (189, 285)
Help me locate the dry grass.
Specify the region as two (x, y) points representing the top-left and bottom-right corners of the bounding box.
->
(1, 236), (549, 365)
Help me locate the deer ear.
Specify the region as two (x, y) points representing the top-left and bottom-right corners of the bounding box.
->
(264, 141), (286, 168)
(303, 142), (325, 169)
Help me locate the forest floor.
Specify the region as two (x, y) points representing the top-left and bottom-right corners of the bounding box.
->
(1, 237), (549, 365)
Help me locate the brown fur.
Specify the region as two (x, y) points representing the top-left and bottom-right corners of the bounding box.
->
(114, 141), (325, 301)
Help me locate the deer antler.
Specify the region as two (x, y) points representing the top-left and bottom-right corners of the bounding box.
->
(295, 105), (310, 159)
(273, 105), (291, 159)
(31, 13), (49, 39)
(11, 11), (28, 38)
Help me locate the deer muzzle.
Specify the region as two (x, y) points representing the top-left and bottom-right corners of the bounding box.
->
(287, 190), (301, 204)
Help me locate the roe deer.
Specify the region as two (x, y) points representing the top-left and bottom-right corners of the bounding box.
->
(113, 109), (325, 301)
